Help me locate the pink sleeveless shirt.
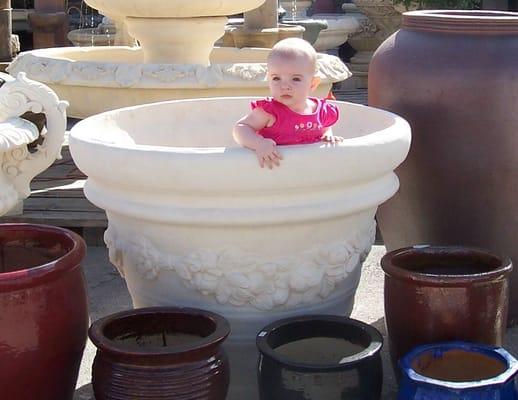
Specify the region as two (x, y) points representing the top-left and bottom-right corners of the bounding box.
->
(251, 97), (339, 145)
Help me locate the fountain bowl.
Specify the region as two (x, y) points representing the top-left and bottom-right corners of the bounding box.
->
(84, 0), (267, 18)
(69, 96), (410, 397)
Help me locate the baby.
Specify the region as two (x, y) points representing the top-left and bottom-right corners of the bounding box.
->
(233, 37), (341, 169)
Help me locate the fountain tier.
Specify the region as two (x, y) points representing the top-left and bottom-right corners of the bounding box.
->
(8, 47), (349, 119)
(82, 0), (265, 65)
(69, 97), (410, 397)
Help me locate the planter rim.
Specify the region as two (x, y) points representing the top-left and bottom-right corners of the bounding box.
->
(402, 10), (518, 33)
(256, 314), (383, 372)
(0, 223), (86, 288)
(380, 245), (513, 286)
(88, 306), (230, 357)
(400, 341), (518, 389)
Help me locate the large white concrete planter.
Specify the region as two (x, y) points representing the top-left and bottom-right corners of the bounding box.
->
(69, 97), (410, 397)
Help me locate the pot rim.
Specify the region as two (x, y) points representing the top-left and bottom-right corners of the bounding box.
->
(400, 341), (518, 389)
(88, 306), (231, 357)
(0, 223), (86, 287)
(380, 245), (513, 286)
(256, 314), (383, 372)
(402, 10), (518, 33)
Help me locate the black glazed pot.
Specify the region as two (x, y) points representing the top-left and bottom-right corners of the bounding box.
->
(256, 315), (383, 400)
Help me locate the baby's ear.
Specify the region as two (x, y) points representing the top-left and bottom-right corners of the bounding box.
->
(310, 76), (321, 91)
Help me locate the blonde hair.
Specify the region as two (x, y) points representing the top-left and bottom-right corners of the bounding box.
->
(267, 38), (318, 73)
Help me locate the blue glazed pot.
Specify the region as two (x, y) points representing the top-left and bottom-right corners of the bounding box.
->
(398, 341), (518, 400)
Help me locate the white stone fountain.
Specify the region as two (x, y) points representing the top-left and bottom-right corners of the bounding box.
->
(69, 96), (411, 398)
(7, 0), (350, 119)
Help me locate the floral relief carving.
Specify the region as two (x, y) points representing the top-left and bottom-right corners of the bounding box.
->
(222, 64), (268, 81)
(104, 221), (376, 310)
(8, 53), (350, 88)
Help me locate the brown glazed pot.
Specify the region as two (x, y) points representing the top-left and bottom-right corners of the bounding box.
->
(368, 10), (518, 325)
(381, 245), (513, 370)
(0, 223), (88, 400)
(89, 307), (231, 400)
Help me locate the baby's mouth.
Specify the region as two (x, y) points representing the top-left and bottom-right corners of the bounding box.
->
(281, 94), (292, 99)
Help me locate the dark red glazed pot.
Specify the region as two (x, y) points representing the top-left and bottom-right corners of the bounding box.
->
(381, 245), (512, 370)
(89, 307), (231, 400)
(368, 10), (518, 325)
(0, 223), (88, 400)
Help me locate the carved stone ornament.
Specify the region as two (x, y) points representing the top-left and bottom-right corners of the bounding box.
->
(7, 50), (350, 89)
(0, 72), (68, 216)
(104, 222), (376, 311)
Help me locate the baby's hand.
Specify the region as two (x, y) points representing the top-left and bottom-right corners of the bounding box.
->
(256, 138), (283, 169)
(322, 134), (344, 144)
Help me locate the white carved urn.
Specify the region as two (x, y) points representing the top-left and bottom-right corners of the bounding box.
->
(311, 13), (361, 51)
(352, 0), (415, 42)
(69, 96), (410, 397)
(0, 73), (67, 216)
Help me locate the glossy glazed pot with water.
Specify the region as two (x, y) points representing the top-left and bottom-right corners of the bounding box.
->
(369, 10), (518, 326)
(0, 223), (88, 400)
(256, 315), (383, 400)
(89, 307), (231, 400)
(398, 341), (518, 399)
(381, 245), (512, 369)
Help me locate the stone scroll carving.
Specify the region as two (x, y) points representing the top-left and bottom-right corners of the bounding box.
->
(104, 222), (376, 311)
(0, 72), (68, 216)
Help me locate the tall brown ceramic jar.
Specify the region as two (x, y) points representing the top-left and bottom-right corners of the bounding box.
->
(89, 307), (231, 400)
(381, 245), (512, 369)
(0, 223), (88, 400)
(368, 10), (518, 325)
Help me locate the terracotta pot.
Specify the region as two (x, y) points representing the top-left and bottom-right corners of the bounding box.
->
(368, 10), (518, 325)
(381, 246), (513, 370)
(89, 307), (231, 400)
(256, 315), (383, 400)
(0, 223), (88, 400)
(398, 341), (518, 399)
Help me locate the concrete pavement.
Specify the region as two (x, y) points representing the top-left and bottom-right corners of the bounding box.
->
(74, 245), (518, 399)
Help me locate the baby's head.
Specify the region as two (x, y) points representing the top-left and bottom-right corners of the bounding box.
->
(266, 38), (320, 109)
(267, 38), (318, 75)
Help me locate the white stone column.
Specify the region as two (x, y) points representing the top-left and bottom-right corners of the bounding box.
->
(0, 0), (11, 62)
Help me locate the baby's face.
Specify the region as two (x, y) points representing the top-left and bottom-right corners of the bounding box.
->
(267, 55), (318, 111)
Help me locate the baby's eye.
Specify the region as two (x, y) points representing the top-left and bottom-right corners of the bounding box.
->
(293, 77), (302, 82)
(272, 76), (280, 81)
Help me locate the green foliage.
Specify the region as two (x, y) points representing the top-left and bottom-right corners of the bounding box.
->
(393, 0), (482, 10)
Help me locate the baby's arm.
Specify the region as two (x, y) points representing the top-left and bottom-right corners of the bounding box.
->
(233, 108), (283, 169)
